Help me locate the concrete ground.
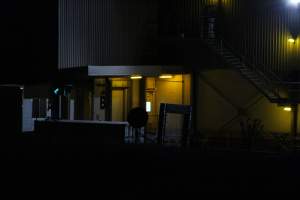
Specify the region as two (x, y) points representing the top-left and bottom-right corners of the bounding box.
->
(1, 141), (300, 194)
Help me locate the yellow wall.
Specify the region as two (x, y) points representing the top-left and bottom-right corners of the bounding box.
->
(183, 74), (191, 105)
(196, 69), (293, 137)
(145, 75), (191, 133)
(131, 79), (140, 108)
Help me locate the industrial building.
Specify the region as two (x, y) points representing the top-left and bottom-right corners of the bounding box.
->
(51, 0), (300, 144)
(2, 0), (300, 146)
(3, 1), (300, 193)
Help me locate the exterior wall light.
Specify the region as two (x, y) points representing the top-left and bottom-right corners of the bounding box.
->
(288, 0), (300, 6)
(130, 75), (143, 80)
(159, 74), (173, 79)
(284, 107), (292, 112)
(288, 38), (296, 43)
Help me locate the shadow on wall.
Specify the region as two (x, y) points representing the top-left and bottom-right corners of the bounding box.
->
(195, 69), (292, 138)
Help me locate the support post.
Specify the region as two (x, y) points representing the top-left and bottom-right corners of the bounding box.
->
(292, 104), (298, 138)
(59, 95), (62, 120)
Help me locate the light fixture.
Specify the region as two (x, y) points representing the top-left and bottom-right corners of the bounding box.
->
(54, 88), (60, 95)
(288, 0), (300, 6)
(146, 102), (152, 112)
(288, 38), (296, 43)
(130, 75), (143, 80)
(284, 107), (292, 112)
(159, 74), (173, 79)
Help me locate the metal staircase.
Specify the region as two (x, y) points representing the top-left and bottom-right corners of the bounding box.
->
(203, 37), (290, 103)
(193, 4), (300, 104)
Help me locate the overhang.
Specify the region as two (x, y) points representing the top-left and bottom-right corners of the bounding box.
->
(88, 65), (187, 77)
(58, 65), (188, 82)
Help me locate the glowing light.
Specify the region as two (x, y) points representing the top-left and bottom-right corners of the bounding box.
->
(146, 102), (151, 112)
(159, 74), (173, 79)
(284, 107), (292, 112)
(130, 75), (143, 80)
(288, 0), (300, 6)
(288, 38), (296, 43)
(54, 88), (60, 95)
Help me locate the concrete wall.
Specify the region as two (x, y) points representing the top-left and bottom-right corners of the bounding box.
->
(195, 69), (294, 137)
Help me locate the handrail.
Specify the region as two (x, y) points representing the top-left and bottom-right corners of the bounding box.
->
(217, 36), (300, 97)
(210, 35), (284, 97)
(166, 15), (300, 100)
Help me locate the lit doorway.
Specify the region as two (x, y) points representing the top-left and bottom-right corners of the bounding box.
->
(112, 89), (128, 121)
(92, 74), (191, 129)
(110, 78), (130, 122)
(145, 74), (191, 135)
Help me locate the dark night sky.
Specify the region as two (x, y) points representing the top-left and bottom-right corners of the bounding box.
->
(0, 1), (58, 84)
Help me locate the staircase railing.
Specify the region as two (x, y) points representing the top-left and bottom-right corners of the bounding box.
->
(173, 15), (300, 102)
(215, 35), (300, 102)
(196, 14), (296, 101)
(212, 36), (285, 99)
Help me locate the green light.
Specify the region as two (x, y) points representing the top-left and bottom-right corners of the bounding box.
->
(54, 88), (60, 95)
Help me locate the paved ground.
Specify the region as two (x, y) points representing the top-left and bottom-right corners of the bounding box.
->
(1, 142), (300, 194)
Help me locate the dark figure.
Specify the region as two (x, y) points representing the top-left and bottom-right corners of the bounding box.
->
(127, 107), (148, 144)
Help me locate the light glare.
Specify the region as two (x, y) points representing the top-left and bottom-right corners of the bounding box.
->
(288, 0), (300, 6)
(130, 75), (143, 80)
(288, 38), (296, 43)
(159, 74), (173, 79)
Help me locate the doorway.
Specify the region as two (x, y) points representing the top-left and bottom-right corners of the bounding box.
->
(112, 89), (128, 121)
(145, 74), (191, 135)
(111, 78), (130, 122)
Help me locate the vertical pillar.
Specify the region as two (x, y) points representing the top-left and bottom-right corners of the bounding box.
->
(139, 78), (146, 108)
(191, 72), (198, 146)
(105, 78), (112, 121)
(292, 104), (299, 138)
(90, 79), (95, 120)
(59, 95), (62, 120)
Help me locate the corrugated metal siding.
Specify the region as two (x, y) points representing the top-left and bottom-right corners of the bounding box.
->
(159, 0), (300, 79)
(59, 0), (112, 69)
(59, 0), (300, 79)
(59, 0), (158, 69)
(214, 0), (300, 79)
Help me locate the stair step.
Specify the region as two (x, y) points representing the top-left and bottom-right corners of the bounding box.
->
(235, 65), (247, 68)
(217, 50), (232, 54)
(222, 54), (235, 57)
(240, 69), (251, 72)
(230, 62), (243, 65)
(247, 78), (262, 81)
(241, 73), (255, 76)
(225, 59), (241, 64)
(224, 57), (238, 61)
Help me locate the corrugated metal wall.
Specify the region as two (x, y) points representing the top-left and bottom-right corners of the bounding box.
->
(214, 0), (300, 79)
(159, 0), (300, 79)
(59, 0), (300, 79)
(59, 0), (158, 69)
